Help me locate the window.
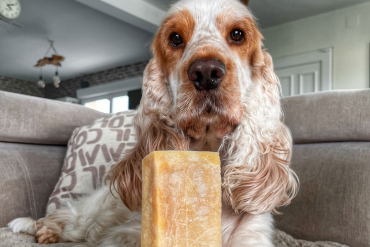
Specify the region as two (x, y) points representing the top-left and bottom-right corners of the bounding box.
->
(112, 95), (129, 113)
(76, 77), (142, 114)
(83, 95), (129, 114)
(84, 99), (111, 114)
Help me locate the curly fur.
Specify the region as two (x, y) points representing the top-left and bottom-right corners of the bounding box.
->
(221, 51), (298, 214)
(110, 0), (298, 216)
(9, 0), (298, 246)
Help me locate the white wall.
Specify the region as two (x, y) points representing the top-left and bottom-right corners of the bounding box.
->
(262, 2), (370, 90)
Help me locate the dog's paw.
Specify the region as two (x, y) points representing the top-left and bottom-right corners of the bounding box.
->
(35, 224), (60, 244)
(8, 217), (37, 235)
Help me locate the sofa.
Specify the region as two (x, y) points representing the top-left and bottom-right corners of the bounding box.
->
(0, 89), (369, 247)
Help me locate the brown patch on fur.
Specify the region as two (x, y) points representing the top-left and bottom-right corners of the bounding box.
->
(152, 8), (195, 77)
(217, 14), (279, 92)
(35, 220), (62, 244)
(216, 6), (280, 105)
(36, 226), (60, 244)
(216, 12), (264, 73)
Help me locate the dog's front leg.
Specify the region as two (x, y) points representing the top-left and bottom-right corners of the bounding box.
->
(222, 205), (274, 247)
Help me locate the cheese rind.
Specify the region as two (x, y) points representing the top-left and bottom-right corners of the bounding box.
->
(142, 151), (221, 247)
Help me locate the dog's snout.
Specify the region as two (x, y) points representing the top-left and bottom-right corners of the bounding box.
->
(187, 59), (225, 91)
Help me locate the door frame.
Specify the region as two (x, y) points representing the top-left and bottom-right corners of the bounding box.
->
(273, 48), (333, 91)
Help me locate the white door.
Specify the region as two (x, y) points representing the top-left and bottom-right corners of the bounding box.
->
(274, 48), (332, 97)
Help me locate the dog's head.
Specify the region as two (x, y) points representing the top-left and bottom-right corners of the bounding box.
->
(152, 0), (263, 139)
(110, 0), (298, 215)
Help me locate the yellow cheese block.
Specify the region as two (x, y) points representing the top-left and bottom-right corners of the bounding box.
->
(142, 151), (221, 247)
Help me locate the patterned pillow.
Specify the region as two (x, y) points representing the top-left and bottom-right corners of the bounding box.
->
(46, 111), (137, 213)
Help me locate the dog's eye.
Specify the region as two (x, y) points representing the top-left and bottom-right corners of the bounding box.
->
(230, 29), (244, 42)
(170, 33), (183, 47)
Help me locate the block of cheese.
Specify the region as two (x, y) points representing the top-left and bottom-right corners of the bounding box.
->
(141, 151), (221, 247)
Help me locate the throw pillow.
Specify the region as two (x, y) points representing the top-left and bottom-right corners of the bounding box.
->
(46, 110), (137, 213)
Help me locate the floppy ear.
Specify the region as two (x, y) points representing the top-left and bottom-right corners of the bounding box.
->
(222, 47), (299, 215)
(108, 57), (190, 212)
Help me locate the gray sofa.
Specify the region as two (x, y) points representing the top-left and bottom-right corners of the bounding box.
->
(0, 89), (369, 247)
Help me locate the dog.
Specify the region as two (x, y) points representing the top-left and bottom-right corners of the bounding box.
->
(9, 0), (298, 246)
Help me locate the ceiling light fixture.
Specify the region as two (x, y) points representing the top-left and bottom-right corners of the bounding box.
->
(53, 69), (61, 88)
(35, 40), (65, 88)
(37, 76), (45, 89)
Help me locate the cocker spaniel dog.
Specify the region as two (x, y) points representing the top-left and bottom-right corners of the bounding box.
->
(9, 0), (298, 246)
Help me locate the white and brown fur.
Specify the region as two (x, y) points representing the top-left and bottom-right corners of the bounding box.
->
(9, 0), (298, 246)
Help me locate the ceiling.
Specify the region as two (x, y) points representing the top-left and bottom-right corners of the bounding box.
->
(145, 0), (370, 28)
(0, 0), (152, 82)
(143, 0), (177, 10)
(248, 0), (370, 28)
(1, 0), (369, 83)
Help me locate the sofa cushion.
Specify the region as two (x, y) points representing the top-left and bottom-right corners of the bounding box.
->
(282, 89), (370, 144)
(0, 142), (66, 228)
(275, 142), (370, 247)
(0, 227), (349, 247)
(46, 111), (137, 213)
(0, 91), (107, 145)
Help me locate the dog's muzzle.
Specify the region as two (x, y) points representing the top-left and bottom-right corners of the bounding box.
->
(187, 59), (226, 91)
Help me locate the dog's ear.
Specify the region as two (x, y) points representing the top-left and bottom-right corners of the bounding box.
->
(222, 46), (299, 214)
(108, 58), (189, 212)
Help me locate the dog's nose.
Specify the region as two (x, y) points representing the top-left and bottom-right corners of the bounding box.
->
(187, 59), (226, 90)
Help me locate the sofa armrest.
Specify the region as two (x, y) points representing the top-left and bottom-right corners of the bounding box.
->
(0, 91), (107, 145)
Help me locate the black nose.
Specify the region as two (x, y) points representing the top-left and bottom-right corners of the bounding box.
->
(187, 59), (226, 90)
